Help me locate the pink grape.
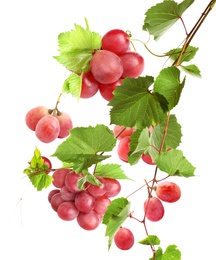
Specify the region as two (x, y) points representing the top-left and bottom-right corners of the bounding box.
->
(103, 178), (121, 197)
(113, 125), (136, 140)
(87, 177), (107, 197)
(48, 189), (60, 203)
(52, 168), (71, 188)
(117, 136), (131, 162)
(35, 115), (60, 143)
(155, 181), (181, 203)
(93, 195), (111, 215)
(74, 191), (95, 213)
(144, 197), (164, 222)
(77, 211), (101, 230)
(102, 29), (130, 55)
(90, 50), (123, 84)
(99, 79), (122, 101)
(50, 193), (65, 212)
(60, 186), (76, 201)
(64, 171), (84, 193)
(54, 111), (73, 138)
(41, 156), (52, 173)
(141, 153), (156, 165)
(25, 106), (49, 131)
(119, 51), (144, 78)
(80, 71), (99, 98)
(114, 227), (134, 250)
(57, 201), (79, 221)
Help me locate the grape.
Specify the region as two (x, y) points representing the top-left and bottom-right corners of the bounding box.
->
(90, 50), (123, 84)
(99, 79), (122, 101)
(80, 71), (99, 98)
(119, 51), (144, 78)
(25, 106), (49, 131)
(155, 181), (181, 203)
(35, 115), (60, 143)
(117, 136), (130, 162)
(144, 197), (164, 222)
(141, 153), (156, 165)
(60, 186), (76, 201)
(74, 191), (95, 213)
(102, 29), (130, 55)
(114, 227), (134, 250)
(41, 156), (52, 173)
(113, 125), (136, 140)
(57, 201), (79, 221)
(77, 211), (100, 230)
(104, 178), (121, 197)
(50, 193), (65, 212)
(64, 171), (84, 193)
(93, 195), (111, 215)
(54, 111), (73, 138)
(52, 168), (71, 188)
(48, 189), (60, 203)
(87, 177), (107, 197)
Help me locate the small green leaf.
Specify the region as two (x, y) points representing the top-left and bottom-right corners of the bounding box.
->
(181, 64), (201, 77)
(155, 149), (195, 177)
(139, 235), (160, 246)
(166, 46), (199, 64)
(62, 73), (82, 99)
(102, 197), (131, 250)
(29, 173), (53, 191)
(162, 245), (181, 260)
(95, 164), (132, 180)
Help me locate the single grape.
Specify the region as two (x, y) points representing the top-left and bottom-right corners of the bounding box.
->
(48, 189), (60, 203)
(99, 78), (122, 101)
(54, 111), (73, 138)
(144, 197), (164, 222)
(113, 125), (136, 140)
(102, 29), (130, 55)
(155, 181), (181, 203)
(119, 51), (144, 78)
(103, 178), (121, 197)
(41, 156), (52, 173)
(50, 193), (65, 212)
(74, 191), (95, 213)
(93, 195), (111, 215)
(114, 227), (134, 250)
(77, 211), (100, 230)
(80, 71), (99, 98)
(25, 106), (49, 131)
(57, 201), (79, 221)
(64, 171), (84, 193)
(35, 115), (60, 143)
(90, 50), (123, 84)
(141, 153), (156, 165)
(52, 168), (71, 188)
(87, 177), (107, 197)
(117, 136), (131, 162)
(60, 186), (76, 201)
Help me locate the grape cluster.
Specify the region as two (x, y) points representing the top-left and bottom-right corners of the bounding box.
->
(80, 29), (145, 100)
(25, 106), (73, 143)
(48, 168), (121, 230)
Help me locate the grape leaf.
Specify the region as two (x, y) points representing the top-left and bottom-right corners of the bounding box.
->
(143, 0), (195, 40)
(102, 197), (131, 249)
(149, 245), (181, 260)
(62, 73), (82, 99)
(166, 46), (199, 64)
(95, 164), (132, 180)
(154, 67), (186, 111)
(155, 149), (195, 177)
(139, 235), (160, 246)
(181, 64), (201, 77)
(29, 173), (53, 191)
(109, 76), (168, 129)
(52, 124), (117, 173)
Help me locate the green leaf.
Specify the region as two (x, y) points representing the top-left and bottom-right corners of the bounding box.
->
(154, 67), (186, 110)
(181, 64), (201, 77)
(155, 149), (195, 177)
(162, 245), (181, 260)
(62, 73), (82, 99)
(102, 197), (131, 249)
(139, 235), (160, 246)
(29, 172), (53, 191)
(166, 46), (199, 64)
(143, 0), (194, 40)
(109, 76), (168, 129)
(95, 164), (132, 180)
(52, 124), (117, 173)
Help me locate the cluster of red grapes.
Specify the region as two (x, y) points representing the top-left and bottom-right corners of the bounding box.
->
(80, 29), (145, 100)
(48, 168), (121, 231)
(25, 106), (73, 143)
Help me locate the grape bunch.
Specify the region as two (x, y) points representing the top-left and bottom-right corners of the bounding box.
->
(25, 106), (73, 143)
(48, 168), (121, 230)
(80, 29), (145, 100)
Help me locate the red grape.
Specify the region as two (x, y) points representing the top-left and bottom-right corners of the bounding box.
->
(41, 156), (52, 173)
(144, 197), (164, 222)
(87, 177), (107, 197)
(117, 136), (130, 162)
(60, 186), (76, 201)
(141, 153), (156, 165)
(103, 178), (121, 197)
(77, 211), (100, 230)
(50, 193), (65, 212)
(90, 50), (123, 84)
(99, 78), (122, 101)
(113, 125), (136, 140)
(48, 189), (60, 203)
(25, 106), (49, 131)
(155, 181), (181, 203)
(114, 227), (134, 250)
(57, 201), (79, 221)
(54, 111), (73, 138)
(80, 71), (99, 98)
(64, 171), (84, 193)
(93, 195), (111, 215)
(52, 168), (71, 188)
(119, 51), (144, 78)
(102, 29), (130, 55)
(35, 115), (60, 143)
(74, 191), (95, 213)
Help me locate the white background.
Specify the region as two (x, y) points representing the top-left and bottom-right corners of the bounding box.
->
(1, 0), (215, 259)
